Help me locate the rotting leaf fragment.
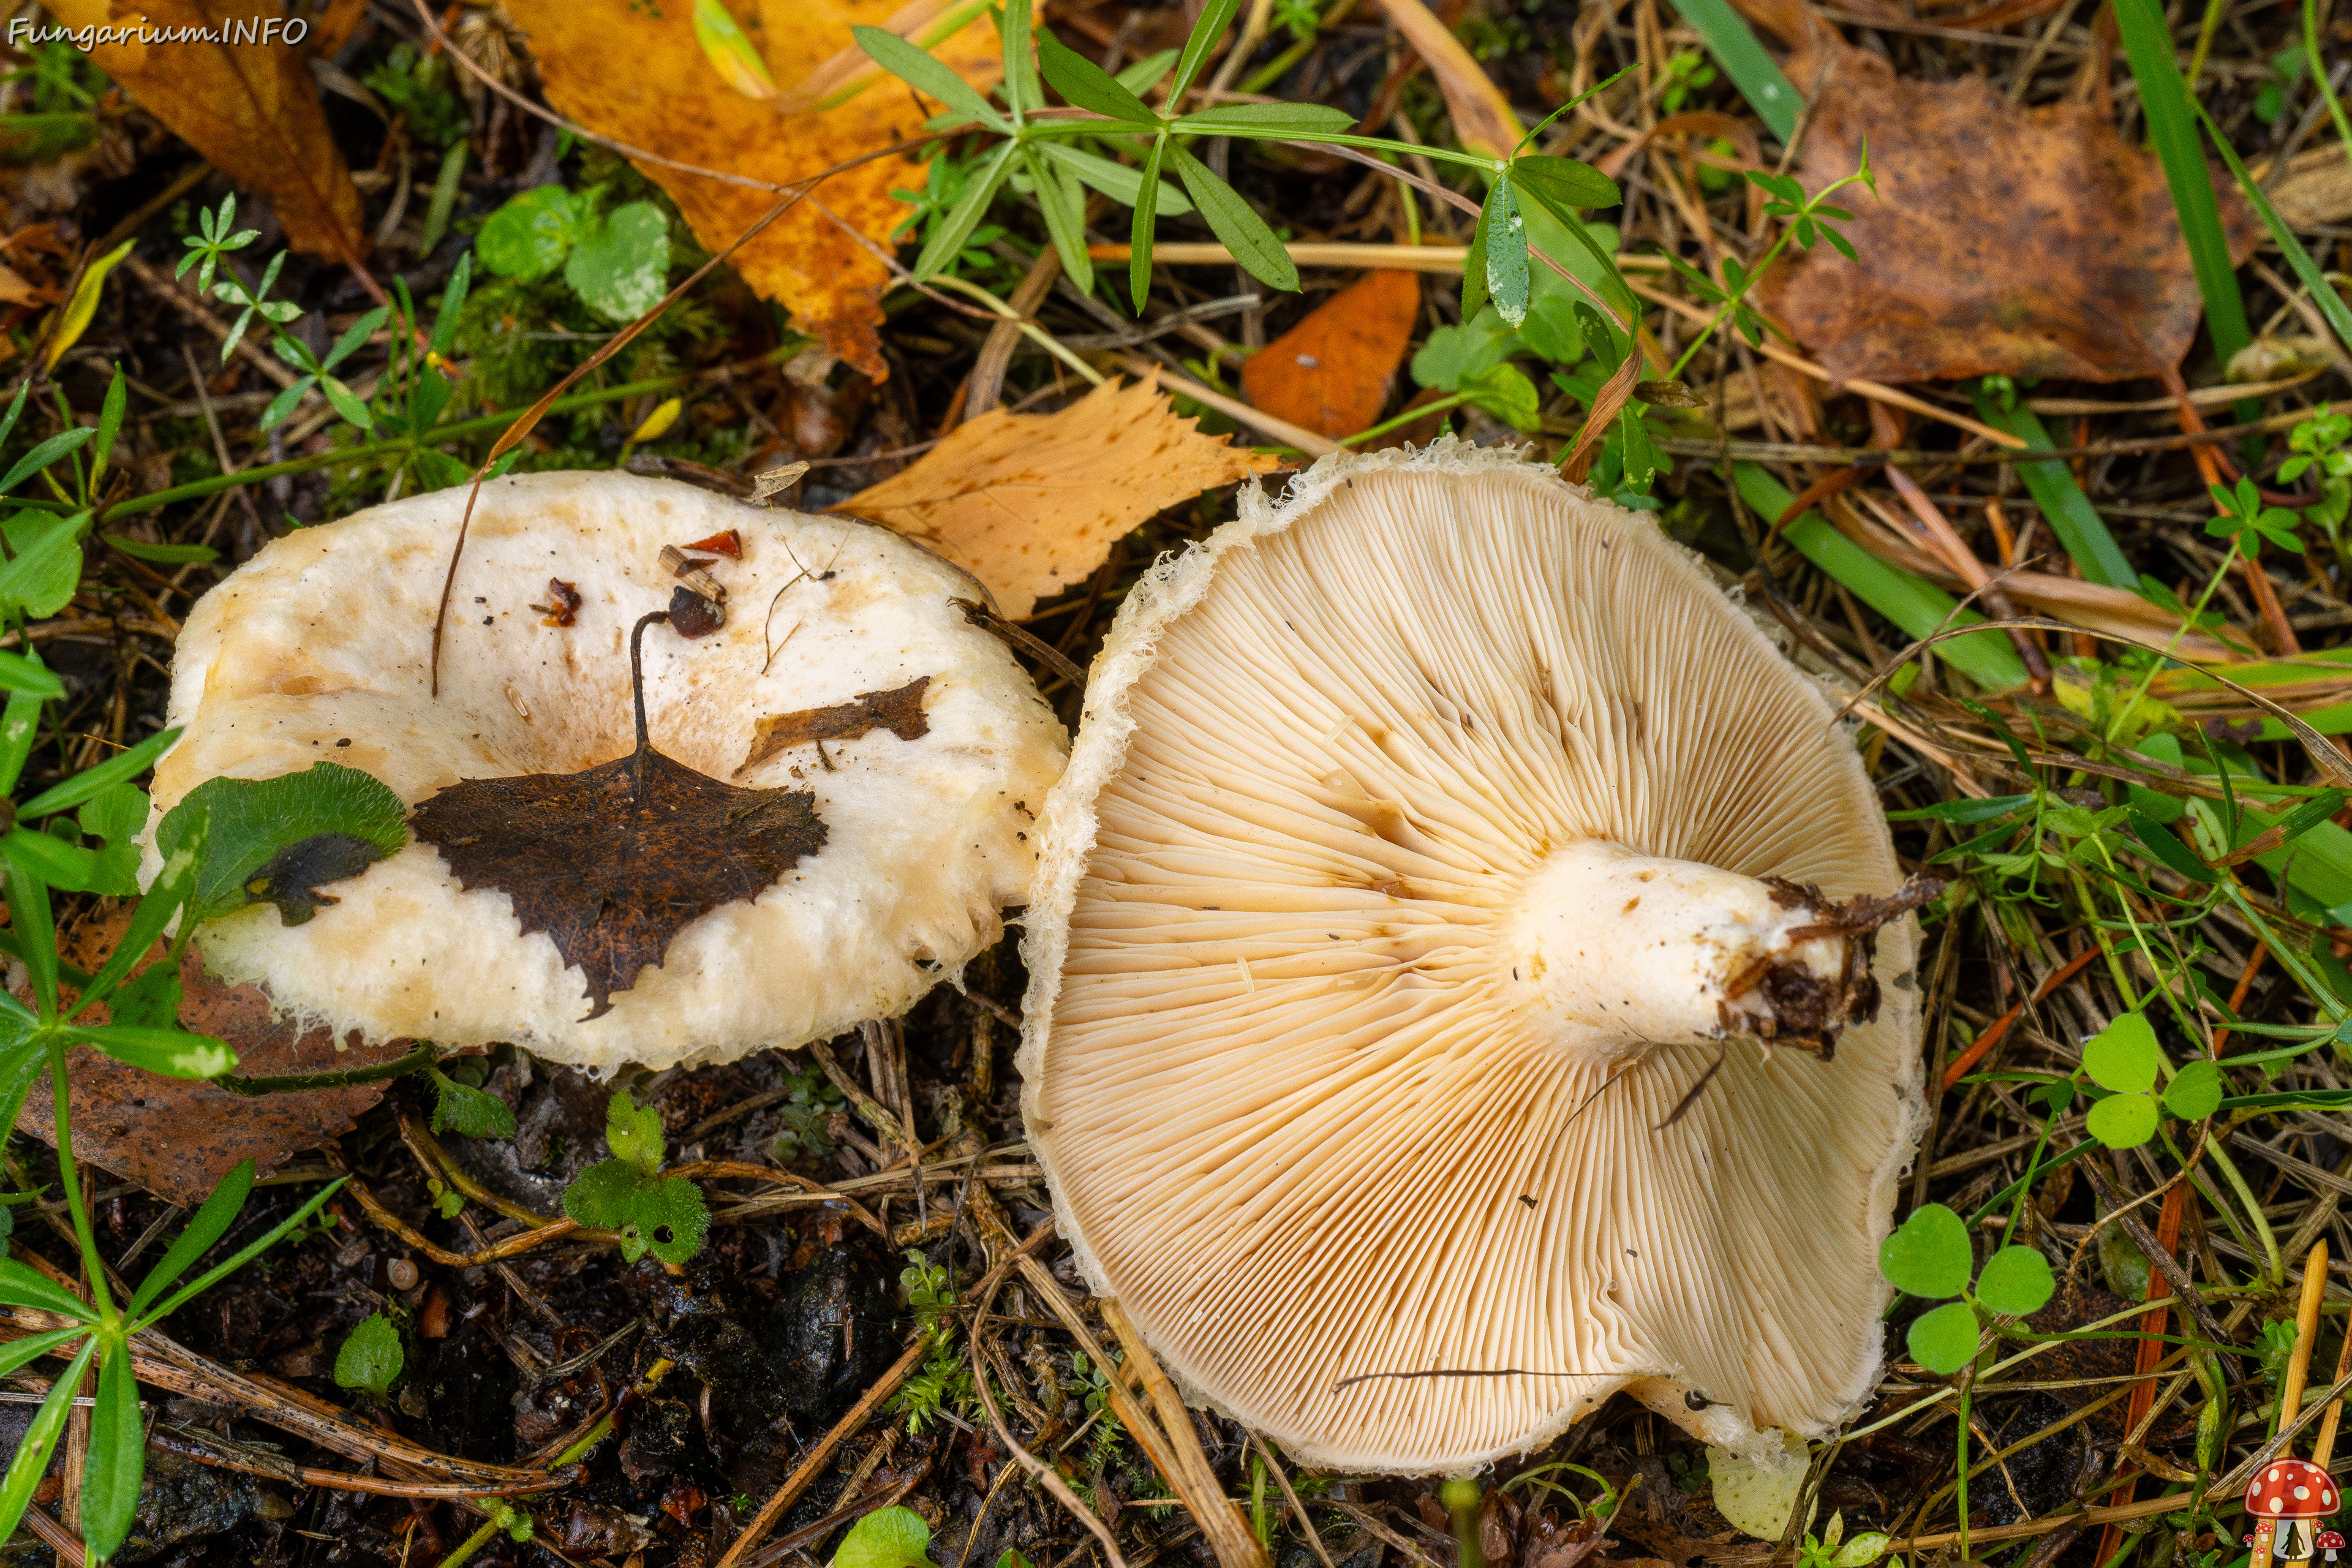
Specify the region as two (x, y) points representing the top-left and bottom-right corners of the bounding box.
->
(411, 612), (827, 1020)
(537, 579), (582, 627)
(737, 676), (931, 777)
(667, 585), (725, 638)
(153, 762), (410, 928)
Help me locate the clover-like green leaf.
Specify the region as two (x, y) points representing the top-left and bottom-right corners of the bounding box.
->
(334, 1311), (404, 1394)
(563, 1090), (708, 1266)
(835, 1505), (942, 1568)
(2082, 1011), (2160, 1092)
(1879, 1203), (1972, 1299)
(1973, 1243), (2056, 1317)
(2086, 1089), (2160, 1148)
(429, 1066), (516, 1140)
(476, 186), (589, 282)
(0, 511), (86, 620)
(566, 201), (672, 324)
(1905, 1300), (1982, 1375)
(2164, 1059), (2224, 1121)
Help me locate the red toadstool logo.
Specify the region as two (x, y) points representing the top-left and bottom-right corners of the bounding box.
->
(2247, 1460), (2342, 1564)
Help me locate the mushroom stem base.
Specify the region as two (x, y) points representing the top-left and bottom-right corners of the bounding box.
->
(1507, 841), (1913, 1060)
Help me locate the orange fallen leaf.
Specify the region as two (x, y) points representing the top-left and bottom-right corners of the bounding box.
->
(1763, 46), (2257, 383)
(838, 375), (1278, 619)
(503, 0), (999, 379)
(1242, 270), (1422, 440)
(0, 262), (47, 307)
(48, 0), (365, 263)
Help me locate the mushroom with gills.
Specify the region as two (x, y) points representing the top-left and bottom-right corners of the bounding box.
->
(1018, 442), (1931, 1472)
(2249, 1460), (2341, 1567)
(2318, 1529), (2344, 1562)
(143, 471), (1068, 1073)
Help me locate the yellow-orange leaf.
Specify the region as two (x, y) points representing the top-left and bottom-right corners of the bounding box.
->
(838, 376), (1280, 619)
(504, 0), (1000, 379)
(46, 0), (366, 263)
(1241, 270), (1422, 439)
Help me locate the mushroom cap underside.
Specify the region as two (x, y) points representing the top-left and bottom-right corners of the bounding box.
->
(1017, 442), (1924, 1473)
(148, 470), (1068, 1072)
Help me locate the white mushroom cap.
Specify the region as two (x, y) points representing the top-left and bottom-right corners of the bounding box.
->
(1017, 441), (1923, 1474)
(147, 470), (1067, 1074)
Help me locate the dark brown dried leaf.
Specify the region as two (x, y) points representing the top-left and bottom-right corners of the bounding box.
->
(412, 613), (826, 1020)
(1763, 46), (2257, 383)
(736, 676), (931, 778)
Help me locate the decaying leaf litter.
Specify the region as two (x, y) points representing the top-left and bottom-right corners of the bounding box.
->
(4, 0), (2352, 1561)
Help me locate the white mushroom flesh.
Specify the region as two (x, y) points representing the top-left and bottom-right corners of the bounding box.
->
(146, 471), (1068, 1073)
(1509, 842), (1850, 1054)
(1020, 442), (1922, 1474)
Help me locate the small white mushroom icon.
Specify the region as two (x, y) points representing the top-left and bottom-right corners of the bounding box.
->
(1018, 442), (1931, 1473)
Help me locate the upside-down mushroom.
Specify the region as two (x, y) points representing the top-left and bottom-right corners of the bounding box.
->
(145, 471), (1066, 1074)
(1018, 441), (1928, 1472)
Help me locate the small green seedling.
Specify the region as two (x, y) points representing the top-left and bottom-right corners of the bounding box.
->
(832, 1505), (941, 1568)
(766, 1059), (845, 1160)
(561, 1090), (709, 1267)
(0, 1160), (345, 1558)
(1879, 1202), (2055, 1374)
(2282, 412), (2351, 535)
(476, 185), (673, 323)
(428, 1061), (516, 1140)
(333, 1311), (404, 1395)
(2207, 477), (2304, 556)
(892, 1250), (975, 1434)
(2076, 1011), (2223, 1149)
(1794, 1512), (1896, 1568)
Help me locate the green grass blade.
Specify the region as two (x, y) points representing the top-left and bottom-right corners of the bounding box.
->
(999, 0), (1037, 119)
(1967, 394), (2137, 588)
(79, 1344), (145, 1559)
(1483, 176), (1529, 327)
(1734, 466), (2030, 692)
(0, 1339), (92, 1548)
(1026, 148), (1095, 292)
(1034, 143), (1194, 214)
(1036, 29), (1158, 124)
(138, 1177), (347, 1330)
(0, 1257), (96, 1322)
(1130, 135), (1167, 312)
(1660, 0), (1800, 139)
(2306, 0), (2352, 183)
(852, 25), (1004, 128)
(2193, 101), (2352, 356)
(130, 1159), (254, 1320)
(1167, 144), (1298, 293)
(2112, 0), (2251, 375)
(910, 140), (1015, 282)
(1168, 0), (1240, 102)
